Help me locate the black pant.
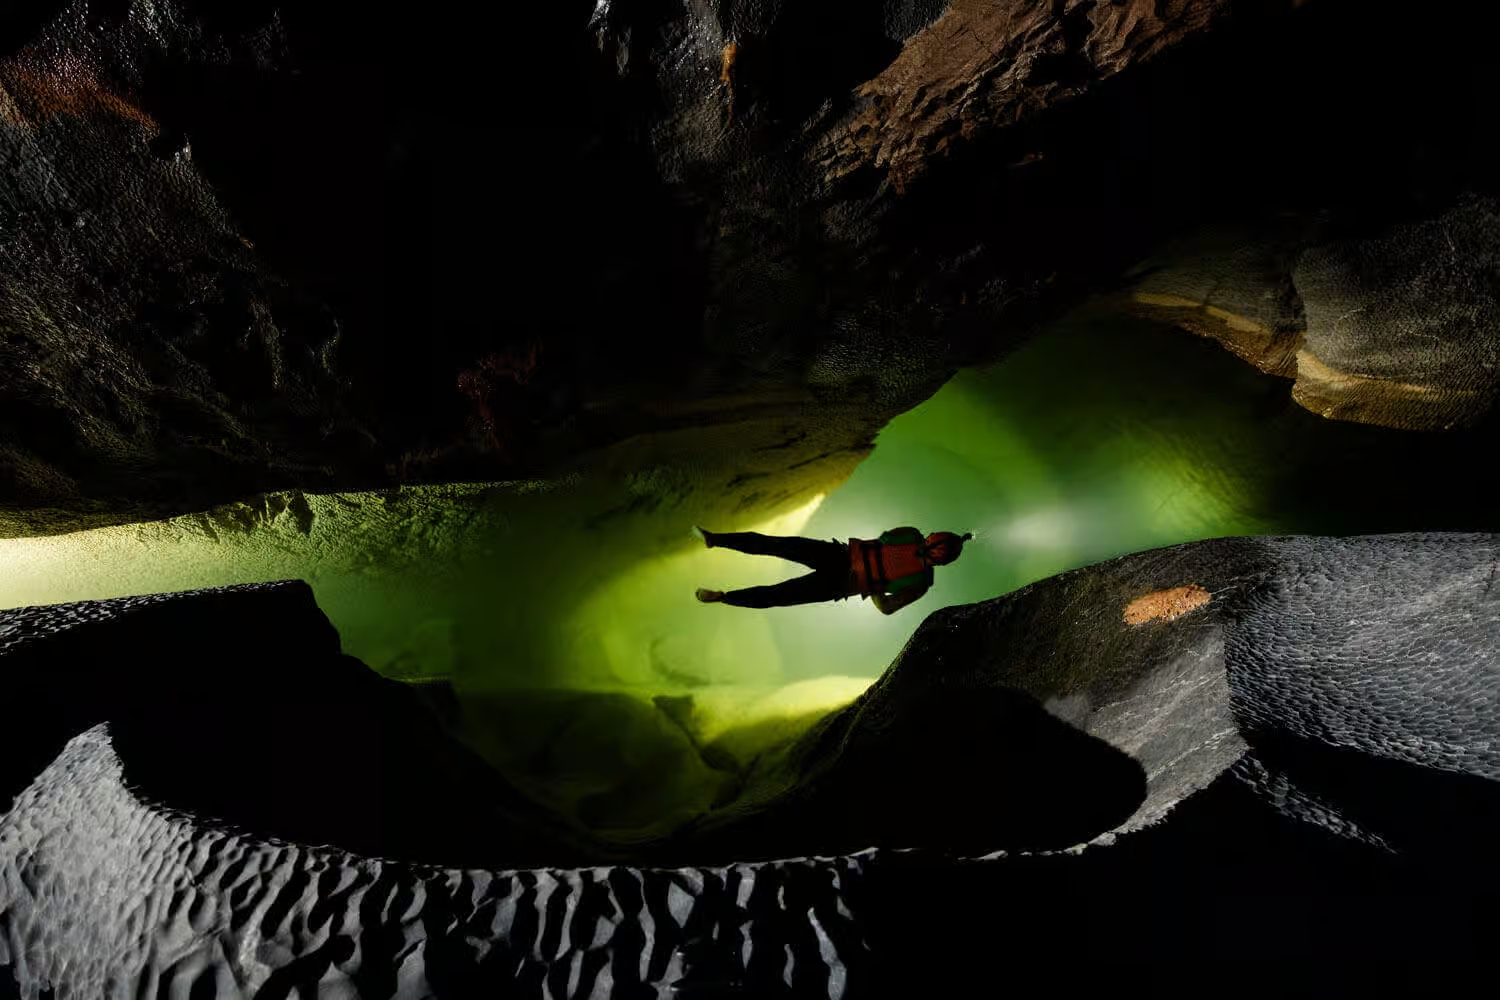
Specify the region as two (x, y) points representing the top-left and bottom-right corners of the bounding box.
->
(712, 531), (853, 608)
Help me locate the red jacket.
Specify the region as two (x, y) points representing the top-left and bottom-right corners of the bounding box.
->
(848, 527), (934, 597)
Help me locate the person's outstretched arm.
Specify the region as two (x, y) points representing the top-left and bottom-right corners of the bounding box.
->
(871, 585), (926, 615)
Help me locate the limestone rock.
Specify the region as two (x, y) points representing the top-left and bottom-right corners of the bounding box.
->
(1120, 197), (1500, 431)
(669, 531), (1499, 865)
(1291, 195), (1500, 430)
(1118, 223), (1309, 379)
(809, 0), (1236, 194)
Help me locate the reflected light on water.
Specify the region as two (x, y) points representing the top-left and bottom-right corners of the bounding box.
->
(998, 507), (1077, 549)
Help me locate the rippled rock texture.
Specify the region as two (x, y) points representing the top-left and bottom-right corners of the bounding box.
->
(670, 531), (1500, 865)
(3, 532), (1496, 995)
(2, 728), (873, 999)
(0, 581), (874, 997)
(1122, 195), (1500, 430)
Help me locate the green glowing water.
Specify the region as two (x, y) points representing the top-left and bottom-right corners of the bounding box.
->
(754, 311), (1499, 682)
(762, 312), (1279, 679)
(4, 312), (1494, 837)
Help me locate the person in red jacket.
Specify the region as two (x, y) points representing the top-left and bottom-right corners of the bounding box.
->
(691, 525), (972, 614)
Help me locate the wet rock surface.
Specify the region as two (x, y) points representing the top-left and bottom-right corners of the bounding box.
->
(0, 3), (366, 534)
(3, 531), (1496, 994)
(1289, 197), (1500, 429)
(1122, 196), (1500, 430)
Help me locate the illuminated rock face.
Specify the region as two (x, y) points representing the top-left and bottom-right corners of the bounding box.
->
(671, 531), (1500, 864)
(899, 532), (1500, 847)
(2, 533), (1496, 994)
(0, 580), (874, 997)
(1122, 196), (1500, 431)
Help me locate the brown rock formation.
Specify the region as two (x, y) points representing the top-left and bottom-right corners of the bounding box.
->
(812, 0), (1235, 194)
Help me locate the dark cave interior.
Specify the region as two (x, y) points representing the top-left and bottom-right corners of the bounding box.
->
(1, 0), (1498, 994)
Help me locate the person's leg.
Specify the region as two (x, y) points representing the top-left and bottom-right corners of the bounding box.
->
(706, 531), (845, 570)
(719, 570), (848, 609)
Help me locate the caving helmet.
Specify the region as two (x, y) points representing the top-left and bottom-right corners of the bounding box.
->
(923, 531), (973, 566)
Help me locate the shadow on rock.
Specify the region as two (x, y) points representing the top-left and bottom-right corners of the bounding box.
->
(0, 582), (601, 870)
(664, 684), (1147, 864)
(454, 687), (741, 844)
(1240, 730), (1500, 866)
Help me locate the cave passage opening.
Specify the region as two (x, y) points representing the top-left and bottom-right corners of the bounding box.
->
(2, 310), (1498, 845)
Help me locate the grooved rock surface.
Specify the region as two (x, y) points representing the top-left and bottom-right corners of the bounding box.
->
(1291, 196), (1500, 429)
(1122, 197), (1500, 430)
(0, 726), (870, 999)
(2, 536), (1498, 993)
(1223, 534), (1500, 855)
(690, 532), (1500, 854)
(1226, 534), (1500, 779)
(810, 0), (1234, 193)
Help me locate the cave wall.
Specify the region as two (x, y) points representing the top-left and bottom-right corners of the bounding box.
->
(15, 0), (1497, 537)
(1121, 195), (1500, 430)
(0, 0), (959, 537)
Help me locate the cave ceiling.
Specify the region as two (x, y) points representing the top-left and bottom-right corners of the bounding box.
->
(1, 0), (1497, 535)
